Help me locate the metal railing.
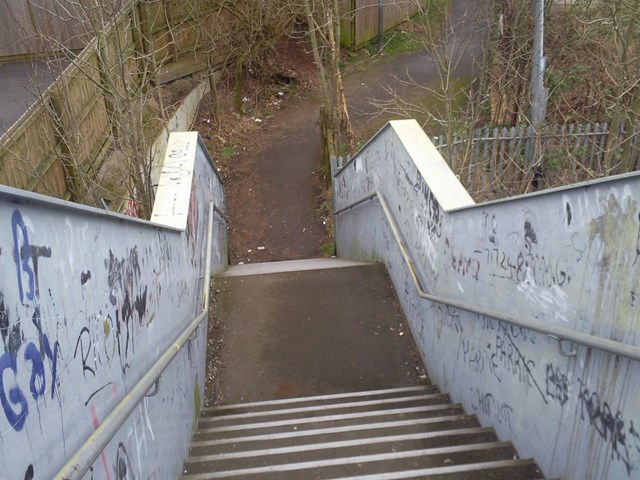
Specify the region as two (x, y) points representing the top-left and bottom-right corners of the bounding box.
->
(335, 190), (640, 363)
(433, 121), (640, 200)
(54, 201), (218, 480)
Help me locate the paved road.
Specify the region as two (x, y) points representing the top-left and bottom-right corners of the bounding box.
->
(0, 59), (68, 133)
(345, 0), (486, 134)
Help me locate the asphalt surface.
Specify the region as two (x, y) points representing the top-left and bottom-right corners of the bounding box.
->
(0, 59), (68, 132)
(211, 262), (427, 405)
(345, 0), (486, 132)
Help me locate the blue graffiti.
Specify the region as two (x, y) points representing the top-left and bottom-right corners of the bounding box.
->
(0, 333), (59, 431)
(0, 353), (28, 431)
(2, 211), (59, 430)
(11, 210), (35, 304)
(24, 343), (45, 400)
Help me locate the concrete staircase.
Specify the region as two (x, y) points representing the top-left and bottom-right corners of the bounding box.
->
(183, 260), (551, 479)
(182, 385), (549, 479)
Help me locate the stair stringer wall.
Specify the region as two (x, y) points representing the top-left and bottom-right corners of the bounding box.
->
(0, 132), (227, 479)
(333, 119), (640, 480)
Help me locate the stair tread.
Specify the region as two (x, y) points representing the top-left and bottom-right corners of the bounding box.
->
(186, 427), (497, 462)
(201, 394), (450, 426)
(315, 458), (543, 480)
(189, 414), (481, 454)
(182, 441), (518, 478)
(206, 386), (437, 415)
(182, 458), (542, 480)
(195, 404), (464, 439)
(185, 427), (500, 472)
(186, 386), (547, 478)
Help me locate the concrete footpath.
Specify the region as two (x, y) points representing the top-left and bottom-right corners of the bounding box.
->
(210, 260), (428, 405)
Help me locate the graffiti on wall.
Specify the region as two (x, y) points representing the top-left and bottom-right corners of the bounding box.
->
(0, 131), (223, 479)
(334, 121), (640, 479)
(1, 210), (60, 432)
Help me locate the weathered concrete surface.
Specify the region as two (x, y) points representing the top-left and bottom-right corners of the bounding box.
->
(225, 258), (371, 276)
(212, 262), (427, 405)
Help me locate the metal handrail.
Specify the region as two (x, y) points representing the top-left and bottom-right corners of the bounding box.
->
(214, 204), (230, 223)
(333, 192), (377, 216)
(54, 202), (218, 480)
(336, 190), (640, 363)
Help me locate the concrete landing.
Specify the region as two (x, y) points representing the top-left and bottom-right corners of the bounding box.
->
(211, 263), (427, 405)
(224, 258), (371, 277)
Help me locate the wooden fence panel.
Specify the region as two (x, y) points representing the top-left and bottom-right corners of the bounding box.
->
(146, 0), (226, 83)
(354, 0), (379, 47)
(0, 0), (280, 201)
(0, 104), (66, 196)
(48, 51), (112, 170)
(0, 0), (122, 59)
(342, 0), (425, 47)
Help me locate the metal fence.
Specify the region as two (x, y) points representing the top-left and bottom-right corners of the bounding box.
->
(434, 122), (640, 201)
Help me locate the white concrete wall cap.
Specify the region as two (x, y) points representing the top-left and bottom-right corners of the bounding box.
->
(151, 131), (199, 229)
(389, 120), (475, 211)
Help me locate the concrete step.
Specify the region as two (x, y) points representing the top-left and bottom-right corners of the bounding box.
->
(184, 386), (547, 479)
(223, 258), (373, 277)
(181, 442), (535, 479)
(189, 414), (482, 456)
(184, 427), (498, 471)
(198, 256), (550, 479)
(193, 403), (465, 441)
(200, 392), (451, 427)
(204, 385), (439, 416)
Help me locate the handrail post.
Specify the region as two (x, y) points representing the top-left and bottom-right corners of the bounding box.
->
(203, 202), (214, 310)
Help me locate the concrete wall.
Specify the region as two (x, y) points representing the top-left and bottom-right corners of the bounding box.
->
(0, 132), (226, 479)
(333, 119), (640, 480)
(148, 80), (212, 194)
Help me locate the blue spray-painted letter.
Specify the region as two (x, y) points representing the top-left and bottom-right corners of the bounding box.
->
(11, 210), (35, 303)
(0, 352), (28, 431)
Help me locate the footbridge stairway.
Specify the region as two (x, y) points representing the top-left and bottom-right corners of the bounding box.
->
(181, 260), (552, 480)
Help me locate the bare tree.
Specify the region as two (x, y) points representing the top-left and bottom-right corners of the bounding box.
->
(369, 1), (488, 166)
(298, 0), (355, 174)
(598, 0), (640, 171)
(543, 0), (640, 173)
(2, 0), (185, 216)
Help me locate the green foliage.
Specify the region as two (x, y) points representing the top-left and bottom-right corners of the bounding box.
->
(221, 146), (237, 157)
(546, 64), (592, 101)
(322, 242), (335, 257)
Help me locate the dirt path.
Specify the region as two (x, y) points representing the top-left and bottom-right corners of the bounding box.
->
(223, 95), (325, 264)
(201, 0), (483, 264)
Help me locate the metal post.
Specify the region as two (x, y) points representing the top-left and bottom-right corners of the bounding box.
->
(378, 0), (384, 51)
(527, 0), (548, 171)
(530, 0), (546, 126)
